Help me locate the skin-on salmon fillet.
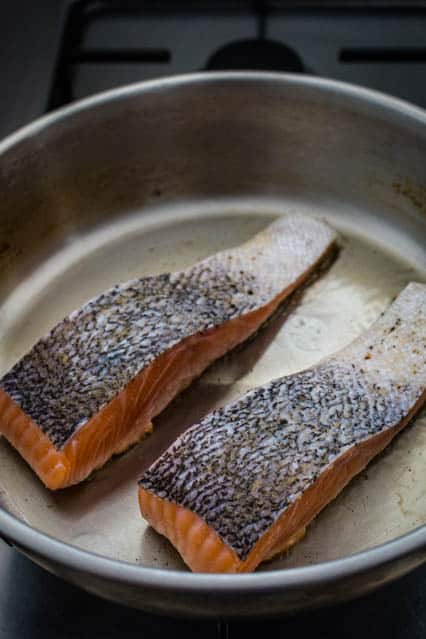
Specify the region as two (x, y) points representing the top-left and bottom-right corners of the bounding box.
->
(0, 214), (337, 489)
(138, 282), (426, 573)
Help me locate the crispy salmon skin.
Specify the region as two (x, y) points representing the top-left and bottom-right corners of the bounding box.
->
(138, 282), (426, 573)
(0, 214), (337, 489)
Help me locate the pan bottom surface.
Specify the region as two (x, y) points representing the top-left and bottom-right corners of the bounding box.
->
(0, 197), (425, 574)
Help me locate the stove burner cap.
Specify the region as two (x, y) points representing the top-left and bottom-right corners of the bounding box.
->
(205, 38), (305, 73)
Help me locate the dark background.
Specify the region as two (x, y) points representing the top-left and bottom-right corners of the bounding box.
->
(1, 543), (426, 637)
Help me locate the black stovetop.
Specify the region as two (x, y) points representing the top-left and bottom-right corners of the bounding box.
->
(1, 541), (426, 638)
(1, 1), (426, 637)
(49, 0), (426, 111)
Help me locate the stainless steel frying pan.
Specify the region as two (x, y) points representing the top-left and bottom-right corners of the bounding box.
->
(0, 73), (425, 618)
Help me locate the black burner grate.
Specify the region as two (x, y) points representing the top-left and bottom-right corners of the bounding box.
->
(48, 0), (426, 110)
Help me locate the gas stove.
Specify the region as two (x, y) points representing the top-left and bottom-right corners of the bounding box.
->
(2, 0), (426, 141)
(1, 1), (426, 637)
(48, 0), (426, 111)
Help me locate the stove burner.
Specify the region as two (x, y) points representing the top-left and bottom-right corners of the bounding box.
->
(205, 38), (305, 73)
(46, 1), (426, 111)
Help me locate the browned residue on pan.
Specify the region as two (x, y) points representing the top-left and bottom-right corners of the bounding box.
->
(392, 178), (426, 215)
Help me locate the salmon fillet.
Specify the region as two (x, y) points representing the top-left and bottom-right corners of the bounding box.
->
(138, 282), (426, 573)
(0, 214), (337, 489)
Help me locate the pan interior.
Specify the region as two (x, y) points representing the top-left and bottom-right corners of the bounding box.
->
(0, 198), (425, 572)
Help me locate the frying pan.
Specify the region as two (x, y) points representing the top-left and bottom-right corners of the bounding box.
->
(0, 73), (425, 618)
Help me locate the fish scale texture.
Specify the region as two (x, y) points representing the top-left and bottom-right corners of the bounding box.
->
(139, 283), (426, 561)
(0, 214), (335, 449)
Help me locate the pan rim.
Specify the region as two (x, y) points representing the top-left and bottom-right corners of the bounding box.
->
(0, 71), (425, 592)
(0, 506), (425, 591)
(0, 71), (424, 160)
